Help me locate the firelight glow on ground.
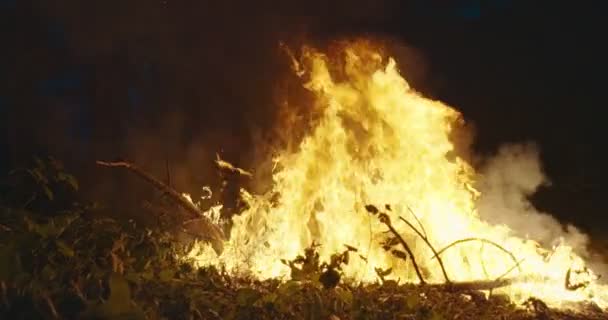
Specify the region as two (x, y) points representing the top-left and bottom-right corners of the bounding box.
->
(185, 41), (608, 309)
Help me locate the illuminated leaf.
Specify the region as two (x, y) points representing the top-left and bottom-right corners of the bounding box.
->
(57, 172), (79, 191)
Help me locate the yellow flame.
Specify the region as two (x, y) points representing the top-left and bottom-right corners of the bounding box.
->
(187, 41), (608, 309)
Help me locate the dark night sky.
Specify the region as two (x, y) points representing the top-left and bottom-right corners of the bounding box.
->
(1, 1), (607, 236)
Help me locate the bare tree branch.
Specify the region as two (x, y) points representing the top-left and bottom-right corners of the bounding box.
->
(42, 293), (60, 319)
(378, 213), (426, 284)
(405, 205), (427, 239)
(433, 237), (522, 274)
(399, 216), (450, 283)
(96, 160), (225, 253)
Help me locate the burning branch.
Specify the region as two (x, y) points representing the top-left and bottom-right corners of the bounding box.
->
(405, 205), (428, 239)
(497, 259), (525, 282)
(365, 204), (528, 292)
(365, 205), (426, 284)
(96, 160), (225, 253)
(398, 215), (450, 283)
(565, 268), (591, 291)
(215, 153), (252, 177)
(432, 238), (522, 274)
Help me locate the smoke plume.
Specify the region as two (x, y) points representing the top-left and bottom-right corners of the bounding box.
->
(475, 142), (607, 276)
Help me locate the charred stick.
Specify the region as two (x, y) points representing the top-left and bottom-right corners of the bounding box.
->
(380, 213), (426, 284)
(96, 160), (226, 252)
(365, 205), (426, 284)
(565, 268), (591, 291)
(441, 277), (514, 291)
(399, 216), (450, 283)
(480, 243), (490, 279)
(405, 205), (428, 239)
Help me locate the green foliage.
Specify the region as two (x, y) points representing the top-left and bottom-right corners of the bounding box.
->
(8, 157), (78, 203)
(0, 160), (605, 319)
(280, 242), (358, 290)
(81, 273), (146, 320)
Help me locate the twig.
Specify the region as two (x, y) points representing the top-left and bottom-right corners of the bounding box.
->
(479, 242), (498, 298)
(215, 153), (252, 177)
(42, 293), (60, 319)
(443, 277), (515, 291)
(432, 238), (522, 274)
(96, 160), (225, 253)
(480, 243), (489, 279)
(405, 205), (427, 239)
(565, 268), (591, 291)
(377, 213), (426, 284)
(399, 216), (450, 283)
(495, 258), (525, 283)
(366, 208), (373, 268)
(365, 205), (425, 284)
(22, 193), (37, 209)
(71, 279), (87, 303)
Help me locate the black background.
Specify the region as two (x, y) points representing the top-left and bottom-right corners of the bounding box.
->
(1, 1), (606, 237)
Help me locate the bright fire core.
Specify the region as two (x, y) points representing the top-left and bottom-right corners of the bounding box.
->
(187, 41), (608, 309)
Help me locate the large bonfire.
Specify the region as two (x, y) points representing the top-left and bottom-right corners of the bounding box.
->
(187, 40), (608, 309)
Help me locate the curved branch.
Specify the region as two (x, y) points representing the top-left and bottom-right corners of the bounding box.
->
(399, 216), (450, 283)
(405, 205), (427, 239)
(433, 238), (522, 274)
(479, 243), (491, 281)
(495, 258), (525, 282)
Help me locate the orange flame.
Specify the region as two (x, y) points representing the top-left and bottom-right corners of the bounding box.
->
(187, 40), (608, 309)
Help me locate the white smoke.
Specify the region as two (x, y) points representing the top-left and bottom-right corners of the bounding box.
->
(476, 143), (591, 256)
